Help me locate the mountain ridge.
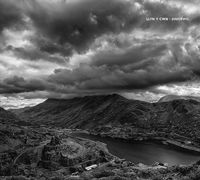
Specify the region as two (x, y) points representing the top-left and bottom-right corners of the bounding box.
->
(159, 94), (200, 103)
(11, 94), (200, 138)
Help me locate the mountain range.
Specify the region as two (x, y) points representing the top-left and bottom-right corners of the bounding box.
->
(2, 94), (198, 142)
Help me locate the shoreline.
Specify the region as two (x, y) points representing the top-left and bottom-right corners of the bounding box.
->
(165, 140), (200, 154)
(87, 132), (200, 155)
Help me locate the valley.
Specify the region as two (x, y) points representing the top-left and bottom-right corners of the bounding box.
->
(11, 94), (200, 150)
(1, 94), (200, 179)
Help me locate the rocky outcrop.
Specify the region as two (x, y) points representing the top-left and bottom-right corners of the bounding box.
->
(38, 136), (110, 170)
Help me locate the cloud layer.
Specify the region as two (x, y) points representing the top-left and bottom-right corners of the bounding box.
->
(0, 0), (200, 108)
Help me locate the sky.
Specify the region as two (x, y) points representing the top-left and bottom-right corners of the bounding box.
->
(0, 0), (200, 109)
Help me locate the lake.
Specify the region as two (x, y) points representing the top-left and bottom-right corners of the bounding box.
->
(72, 133), (200, 166)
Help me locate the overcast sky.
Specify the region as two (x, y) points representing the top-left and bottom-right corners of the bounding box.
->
(0, 0), (200, 109)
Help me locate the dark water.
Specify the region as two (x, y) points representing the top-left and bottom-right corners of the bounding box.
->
(73, 133), (200, 166)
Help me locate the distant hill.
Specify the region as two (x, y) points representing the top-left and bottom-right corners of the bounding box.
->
(159, 95), (200, 103)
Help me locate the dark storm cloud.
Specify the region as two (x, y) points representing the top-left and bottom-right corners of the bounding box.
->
(0, 76), (46, 94)
(0, 0), (200, 102)
(191, 16), (200, 25)
(141, 0), (188, 31)
(48, 58), (192, 93)
(47, 32), (200, 96)
(6, 45), (68, 64)
(23, 0), (192, 56)
(92, 42), (167, 67)
(30, 35), (74, 57)
(0, 0), (23, 32)
(25, 0), (142, 53)
(0, 0), (194, 57)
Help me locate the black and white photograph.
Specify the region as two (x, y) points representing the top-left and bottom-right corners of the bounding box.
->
(0, 0), (200, 179)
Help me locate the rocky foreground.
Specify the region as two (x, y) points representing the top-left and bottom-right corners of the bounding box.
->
(1, 122), (200, 180)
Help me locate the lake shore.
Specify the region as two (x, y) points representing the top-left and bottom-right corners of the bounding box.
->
(85, 127), (200, 155)
(95, 133), (200, 154)
(70, 128), (200, 154)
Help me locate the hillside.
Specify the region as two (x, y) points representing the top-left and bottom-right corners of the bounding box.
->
(0, 107), (20, 124)
(13, 94), (141, 128)
(12, 94), (200, 142)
